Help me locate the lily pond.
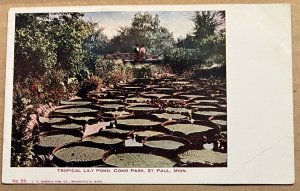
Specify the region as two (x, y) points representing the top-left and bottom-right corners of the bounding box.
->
(36, 76), (227, 167)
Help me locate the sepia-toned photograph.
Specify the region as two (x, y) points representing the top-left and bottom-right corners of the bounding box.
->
(10, 10), (226, 168)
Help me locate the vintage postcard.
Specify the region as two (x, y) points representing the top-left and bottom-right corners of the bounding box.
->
(2, 4), (294, 184)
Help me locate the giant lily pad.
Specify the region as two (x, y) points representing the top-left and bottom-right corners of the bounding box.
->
(117, 119), (161, 127)
(164, 123), (213, 135)
(144, 140), (184, 150)
(188, 104), (218, 109)
(134, 130), (165, 138)
(122, 86), (143, 90)
(127, 102), (150, 107)
(54, 107), (98, 114)
(160, 98), (185, 102)
(172, 81), (190, 85)
(53, 146), (107, 163)
(39, 117), (67, 124)
(127, 105), (159, 112)
(141, 93), (170, 99)
(51, 123), (83, 130)
(125, 97), (151, 103)
(60, 100), (92, 106)
(194, 100), (219, 104)
(101, 128), (132, 134)
(83, 135), (123, 145)
(98, 104), (126, 110)
(98, 98), (122, 103)
(69, 116), (96, 122)
(104, 153), (176, 167)
(180, 94), (206, 99)
(153, 113), (188, 120)
(37, 134), (81, 148)
(211, 119), (227, 126)
(165, 107), (191, 114)
(193, 111), (226, 118)
(178, 149), (227, 164)
(105, 111), (131, 117)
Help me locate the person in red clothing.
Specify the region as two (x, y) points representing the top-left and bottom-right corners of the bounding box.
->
(139, 44), (146, 59)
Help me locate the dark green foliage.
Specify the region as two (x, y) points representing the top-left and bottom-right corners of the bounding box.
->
(164, 48), (203, 73)
(14, 13), (94, 77)
(83, 27), (109, 71)
(192, 11), (219, 40)
(14, 13), (57, 77)
(108, 12), (175, 57)
(166, 11), (225, 75)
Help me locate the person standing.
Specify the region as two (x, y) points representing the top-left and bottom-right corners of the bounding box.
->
(139, 44), (146, 59)
(134, 44), (140, 54)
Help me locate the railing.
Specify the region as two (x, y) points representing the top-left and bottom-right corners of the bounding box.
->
(104, 53), (160, 62)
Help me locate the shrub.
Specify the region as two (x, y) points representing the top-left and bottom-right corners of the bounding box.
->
(94, 57), (134, 85)
(164, 48), (205, 74)
(77, 75), (104, 98)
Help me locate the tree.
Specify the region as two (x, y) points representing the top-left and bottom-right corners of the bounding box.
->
(192, 11), (220, 41)
(192, 11), (225, 66)
(83, 26), (109, 71)
(166, 11), (226, 74)
(50, 13), (93, 74)
(183, 11), (225, 66)
(108, 12), (175, 57)
(14, 13), (57, 78)
(14, 12), (94, 79)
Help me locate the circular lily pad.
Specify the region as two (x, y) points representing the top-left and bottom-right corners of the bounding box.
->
(51, 123), (83, 130)
(172, 81), (190, 85)
(105, 111), (131, 117)
(39, 117), (66, 124)
(98, 98), (122, 103)
(160, 98), (184, 102)
(180, 94), (206, 99)
(83, 135), (123, 145)
(105, 90), (122, 94)
(219, 104), (227, 108)
(193, 111), (226, 118)
(125, 97), (151, 103)
(117, 119), (161, 127)
(127, 105), (159, 112)
(98, 104), (126, 110)
(127, 102), (150, 107)
(104, 153), (176, 167)
(194, 99), (219, 104)
(101, 128), (132, 134)
(37, 134), (81, 148)
(60, 100), (92, 106)
(122, 86), (143, 90)
(117, 83), (132, 87)
(153, 113), (188, 120)
(211, 119), (227, 126)
(134, 130), (165, 138)
(144, 140), (184, 150)
(141, 93), (170, 99)
(164, 123), (213, 135)
(217, 97), (227, 101)
(165, 107), (191, 114)
(188, 104), (218, 109)
(53, 145), (107, 163)
(54, 107), (98, 114)
(69, 116), (96, 122)
(178, 149), (227, 164)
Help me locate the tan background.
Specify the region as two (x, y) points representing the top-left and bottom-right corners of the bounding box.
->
(0, 0), (299, 190)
